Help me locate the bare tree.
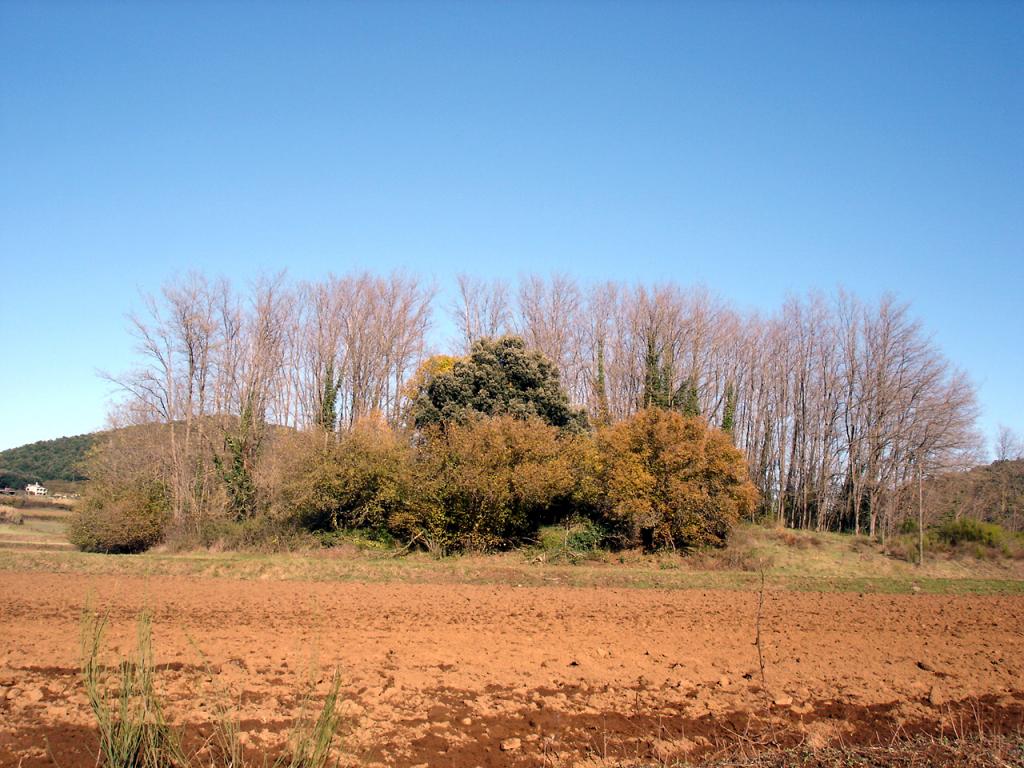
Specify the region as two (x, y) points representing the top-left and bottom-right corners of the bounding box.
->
(995, 425), (1024, 461)
(515, 274), (586, 402)
(449, 274), (511, 352)
(213, 273), (292, 518)
(101, 272), (223, 525)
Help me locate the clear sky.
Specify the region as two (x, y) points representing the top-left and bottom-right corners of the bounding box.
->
(1, 1), (1021, 454)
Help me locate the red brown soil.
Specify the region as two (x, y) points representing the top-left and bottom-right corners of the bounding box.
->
(0, 573), (1022, 766)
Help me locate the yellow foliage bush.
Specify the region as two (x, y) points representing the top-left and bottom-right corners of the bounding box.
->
(277, 416), (416, 534)
(397, 415), (575, 552)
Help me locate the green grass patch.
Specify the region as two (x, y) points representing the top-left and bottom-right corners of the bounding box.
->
(1, 544), (1022, 595)
(3, 520), (1021, 594)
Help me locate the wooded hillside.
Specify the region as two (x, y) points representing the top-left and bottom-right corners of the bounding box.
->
(915, 459), (1024, 532)
(0, 433), (98, 485)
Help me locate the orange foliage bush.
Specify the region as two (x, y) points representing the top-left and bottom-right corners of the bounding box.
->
(595, 408), (757, 550)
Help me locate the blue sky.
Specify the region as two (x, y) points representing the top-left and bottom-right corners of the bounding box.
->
(1, 1), (1021, 454)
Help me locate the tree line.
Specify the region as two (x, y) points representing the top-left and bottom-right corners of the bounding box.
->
(93, 270), (980, 548)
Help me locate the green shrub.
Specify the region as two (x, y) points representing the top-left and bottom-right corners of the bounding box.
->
(68, 425), (177, 554)
(898, 517), (919, 535)
(886, 519), (1022, 563)
(68, 480), (171, 554)
(565, 519), (607, 552)
(533, 519), (608, 561)
(312, 527), (396, 550)
(934, 518), (1007, 549)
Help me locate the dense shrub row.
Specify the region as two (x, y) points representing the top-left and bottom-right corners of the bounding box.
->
(69, 408), (757, 555)
(274, 408), (756, 554)
(933, 518), (1009, 548)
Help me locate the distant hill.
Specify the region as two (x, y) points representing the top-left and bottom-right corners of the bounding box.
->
(0, 433), (100, 486)
(923, 459), (1024, 532)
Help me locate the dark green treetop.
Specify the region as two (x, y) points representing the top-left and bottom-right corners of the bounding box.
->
(410, 336), (587, 432)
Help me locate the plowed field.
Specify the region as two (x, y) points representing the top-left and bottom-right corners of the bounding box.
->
(1, 572), (1022, 766)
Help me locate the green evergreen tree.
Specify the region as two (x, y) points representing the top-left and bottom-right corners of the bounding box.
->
(675, 375), (701, 417)
(661, 357), (675, 409)
(317, 360), (340, 432)
(214, 396), (264, 520)
(594, 338), (611, 427)
(410, 336), (587, 432)
(642, 336), (670, 409)
(722, 381), (737, 437)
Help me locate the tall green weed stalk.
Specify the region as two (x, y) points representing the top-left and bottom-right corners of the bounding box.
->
(81, 611), (187, 768)
(80, 610), (343, 768)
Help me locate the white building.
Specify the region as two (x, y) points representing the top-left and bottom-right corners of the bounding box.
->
(25, 483), (47, 496)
